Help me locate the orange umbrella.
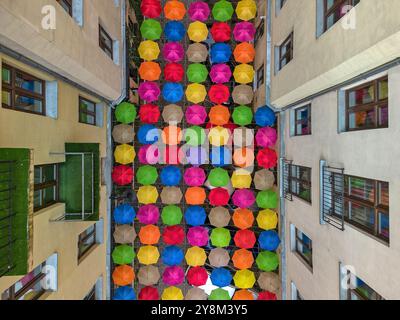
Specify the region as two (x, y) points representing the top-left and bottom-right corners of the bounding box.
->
(232, 249), (254, 270)
(233, 147), (255, 168)
(162, 126), (182, 145)
(139, 62), (161, 81)
(185, 187), (206, 205)
(209, 105), (231, 126)
(139, 225), (161, 245)
(232, 208), (254, 229)
(233, 289), (254, 300)
(233, 42), (255, 64)
(164, 0), (186, 20)
(112, 265), (135, 286)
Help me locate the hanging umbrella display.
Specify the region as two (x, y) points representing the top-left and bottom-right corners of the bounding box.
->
(113, 225), (137, 244)
(164, 21), (185, 41)
(162, 83), (184, 103)
(208, 126), (230, 147)
(138, 145), (160, 164)
(210, 267), (232, 287)
(113, 204), (135, 224)
(187, 43), (208, 63)
(187, 226), (209, 246)
(209, 188), (230, 206)
(231, 170), (252, 189)
(112, 265), (135, 286)
(139, 104), (160, 123)
(256, 251), (279, 272)
(232, 189), (255, 208)
(185, 206), (206, 226)
(208, 248), (230, 267)
(164, 63), (185, 83)
(162, 145), (184, 165)
(113, 286), (136, 301)
(254, 169), (275, 190)
(137, 245), (160, 265)
(139, 225), (161, 245)
(210, 43), (232, 64)
(236, 0), (257, 21)
(185, 187), (206, 205)
(210, 147), (232, 167)
(259, 230), (281, 251)
(112, 165), (133, 186)
(160, 166), (181, 186)
(138, 81), (161, 102)
(162, 126), (182, 146)
(137, 185), (159, 204)
(187, 267), (208, 287)
(233, 270), (256, 289)
(141, 0), (162, 19)
(212, 0), (234, 22)
(185, 83), (207, 104)
(112, 245), (136, 265)
(114, 144), (136, 165)
(232, 85), (254, 105)
(164, 0), (186, 21)
(184, 167), (206, 186)
(210, 64), (232, 84)
(140, 19), (162, 40)
(161, 245), (184, 266)
(209, 288), (231, 300)
(234, 229), (256, 249)
(233, 127), (254, 147)
(210, 227), (231, 247)
(257, 209), (278, 230)
(161, 205), (183, 226)
(209, 105), (230, 126)
(232, 249), (254, 270)
(163, 266), (185, 286)
(160, 187), (183, 205)
(232, 106), (253, 126)
(184, 146), (207, 166)
(139, 286), (159, 300)
(232, 208), (254, 230)
(112, 124), (135, 144)
(256, 127), (277, 148)
(258, 272), (281, 293)
(258, 291), (277, 300)
(188, 1), (210, 21)
(233, 147), (255, 168)
(233, 22), (256, 42)
(185, 105), (207, 125)
(187, 63), (209, 83)
(115, 102), (137, 124)
(184, 126), (206, 146)
(162, 225), (185, 245)
(254, 106), (276, 126)
(136, 165), (158, 185)
(137, 265), (160, 286)
(139, 125), (160, 145)
(210, 22), (231, 42)
(257, 148), (278, 169)
(188, 21), (209, 43)
(233, 42), (256, 64)
(233, 64), (255, 84)
(137, 204), (160, 225)
(232, 290), (254, 301)
(208, 84), (230, 104)
(208, 168), (230, 187)
(185, 246), (207, 267)
(162, 104), (184, 124)
(185, 287), (208, 300)
(163, 42), (185, 62)
(161, 286), (184, 300)
(138, 40), (160, 61)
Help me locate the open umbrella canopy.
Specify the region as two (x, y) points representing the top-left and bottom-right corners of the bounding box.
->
(232, 208), (254, 229)
(233, 64), (255, 84)
(209, 187), (230, 206)
(210, 64), (232, 84)
(114, 204), (135, 224)
(212, 0), (234, 22)
(139, 62), (161, 81)
(259, 230), (281, 251)
(210, 267), (232, 287)
(187, 267), (208, 287)
(208, 248), (230, 267)
(138, 265), (160, 286)
(233, 270), (256, 289)
(162, 146), (184, 165)
(139, 225), (161, 245)
(209, 288), (231, 300)
(139, 286), (159, 300)
(137, 245), (160, 265)
(137, 186), (159, 204)
(185, 206), (206, 226)
(164, 63), (185, 83)
(258, 291), (277, 300)
(184, 167), (206, 186)
(185, 246), (207, 266)
(162, 83), (184, 103)
(161, 286), (184, 300)
(210, 227), (231, 247)
(137, 204), (160, 225)
(210, 147), (232, 167)
(163, 266), (185, 286)
(185, 187), (206, 205)
(233, 147), (255, 168)
(208, 84), (230, 104)
(187, 226), (209, 246)
(112, 245), (136, 265)
(231, 170), (252, 189)
(256, 251), (279, 272)
(208, 126), (230, 146)
(139, 81), (161, 102)
(187, 63), (209, 83)
(232, 85), (254, 105)
(114, 144), (136, 165)
(161, 205), (183, 225)
(258, 272), (281, 293)
(257, 209), (278, 230)
(137, 124), (160, 145)
(162, 126), (182, 145)
(164, 21), (185, 41)
(163, 42), (185, 62)
(136, 165), (158, 185)
(209, 168), (230, 187)
(232, 106), (253, 126)
(162, 104), (184, 123)
(113, 265), (135, 286)
(160, 166), (181, 186)
(187, 43), (209, 63)
(185, 287), (208, 300)
(255, 106), (276, 126)
(163, 225), (185, 245)
(164, 0), (186, 20)
(233, 21), (256, 42)
(160, 187), (183, 205)
(138, 40), (160, 61)
(254, 169), (275, 190)
(233, 127), (254, 147)
(233, 42), (255, 64)
(234, 229), (256, 249)
(184, 125), (206, 146)
(210, 22), (231, 42)
(256, 127), (277, 148)
(141, 0), (162, 18)
(184, 146), (207, 166)
(140, 19), (162, 40)
(232, 249), (254, 270)
(188, 21), (209, 43)
(257, 148), (278, 169)
(139, 104), (160, 123)
(162, 245), (184, 266)
(185, 105), (207, 125)
(188, 1), (210, 21)
(232, 189), (256, 208)
(113, 286), (136, 300)
(209, 105), (230, 126)
(114, 224), (137, 244)
(115, 102), (137, 124)
(233, 290), (254, 300)
(186, 83), (207, 104)
(210, 43), (232, 64)
(112, 165), (133, 186)
(236, 0), (257, 21)
(112, 124), (135, 144)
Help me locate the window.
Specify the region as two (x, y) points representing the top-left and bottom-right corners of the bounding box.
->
(99, 25), (114, 60)
(78, 224), (97, 260)
(84, 285), (97, 300)
(254, 19), (265, 46)
(287, 164), (312, 203)
(293, 227), (313, 268)
(345, 76), (388, 131)
(2, 64), (46, 115)
(34, 164), (59, 212)
(344, 271), (384, 300)
(279, 32), (293, 70)
(56, 0), (73, 16)
(279, 0), (287, 9)
(324, 0), (360, 32)
(294, 104), (311, 136)
(79, 96), (97, 125)
(256, 65), (265, 89)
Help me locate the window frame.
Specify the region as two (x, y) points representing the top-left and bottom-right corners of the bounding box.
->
(256, 64), (265, 89)
(287, 164), (312, 203)
(294, 104), (312, 136)
(323, 0), (360, 32)
(279, 0), (287, 9)
(294, 228), (313, 268)
(79, 96), (97, 126)
(34, 164), (60, 212)
(346, 271), (384, 300)
(254, 19), (265, 46)
(278, 32), (294, 71)
(99, 25), (114, 60)
(56, 0), (73, 16)
(84, 285), (97, 300)
(78, 225), (97, 260)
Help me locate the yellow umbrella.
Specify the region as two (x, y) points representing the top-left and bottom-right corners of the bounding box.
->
(138, 40), (160, 61)
(208, 126), (230, 146)
(162, 286), (184, 300)
(231, 169), (252, 189)
(233, 64), (255, 84)
(233, 269), (256, 289)
(185, 83), (207, 104)
(114, 144), (136, 165)
(185, 246), (207, 266)
(137, 186), (159, 204)
(257, 209), (278, 230)
(188, 21), (209, 43)
(137, 245), (160, 265)
(236, 0), (257, 21)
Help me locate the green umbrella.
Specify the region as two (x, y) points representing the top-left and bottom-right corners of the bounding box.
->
(187, 63), (209, 83)
(210, 227), (231, 247)
(256, 190), (278, 209)
(136, 165), (158, 185)
(161, 205), (183, 226)
(256, 251), (279, 272)
(112, 245), (136, 265)
(208, 168), (229, 187)
(209, 288), (231, 300)
(140, 19), (162, 40)
(115, 102), (137, 124)
(212, 0), (234, 22)
(232, 106), (253, 126)
(184, 126), (206, 146)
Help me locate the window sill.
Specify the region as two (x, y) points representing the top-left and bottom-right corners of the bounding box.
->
(290, 194), (312, 206)
(293, 251), (313, 274)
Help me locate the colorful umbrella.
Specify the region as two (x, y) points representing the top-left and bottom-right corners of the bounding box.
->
(113, 286), (136, 300)
(141, 0), (162, 18)
(139, 286), (159, 300)
(254, 169), (275, 190)
(208, 248), (230, 267)
(210, 43), (232, 64)
(162, 126), (182, 145)
(164, 0), (186, 21)
(210, 22), (231, 42)
(185, 246), (207, 267)
(114, 144), (135, 165)
(210, 64), (232, 84)
(112, 124), (135, 144)
(184, 146), (207, 166)
(187, 43), (208, 63)
(210, 267), (232, 287)
(185, 287), (208, 300)
(209, 288), (231, 300)
(164, 63), (185, 83)
(254, 106), (276, 126)
(258, 291), (277, 300)
(209, 188), (230, 206)
(212, 0), (234, 22)
(139, 104), (160, 123)
(208, 126), (230, 146)
(232, 249), (254, 270)
(233, 42), (255, 64)
(257, 209), (278, 230)
(186, 83), (207, 104)
(231, 170), (252, 189)
(259, 230), (281, 251)
(187, 226), (209, 246)
(185, 105), (207, 125)
(236, 0), (257, 21)
(233, 147), (255, 168)
(187, 267), (208, 287)
(256, 251), (279, 272)
(138, 81), (161, 102)
(137, 245), (160, 265)
(233, 270), (256, 289)
(208, 84), (230, 104)
(187, 63), (209, 83)
(188, 1), (210, 21)
(184, 126), (206, 146)
(164, 21), (185, 41)
(162, 245), (184, 266)
(162, 145), (184, 165)
(162, 286), (184, 301)
(160, 187), (183, 205)
(137, 185), (159, 204)
(233, 127), (254, 147)
(232, 189), (255, 208)
(137, 204), (160, 225)
(184, 167), (206, 186)
(233, 64), (255, 84)
(185, 206), (206, 226)
(138, 40), (160, 61)
(163, 42), (185, 62)
(138, 145), (159, 164)
(210, 147), (232, 167)
(136, 165), (158, 185)
(209, 105), (230, 126)
(115, 102), (137, 124)
(112, 165), (133, 186)
(233, 22), (256, 42)
(210, 227), (231, 247)
(162, 104), (184, 123)
(112, 245), (136, 265)
(113, 225), (137, 244)
(161, 205), (183, 225)
(112, 265), (135, 286)
(232, 106), (253, 126)
(163, 266), (185, 286)
(209, 207), (230, 227)
(113, 204), (135, 224)
(163, 225), (185, 245)
(139, 225), (161, 245)
(160, 166), (181, 186)
(232, 208), (254, 229)
(140, 19), (162, 40)
(188, 21), (209, 43)
(138, 266), (160, 286)
(208, 168), (230, 187)
(233, 290), (254, 300)
(232, 85), (254, 105)
(258, 272), (281, 293)
(256, 127), (277, 148)
(162, 83), (184, 103)
(234, 229), (256, 249)
(185, 187), (206, 205)
(257, 148), (278, 169)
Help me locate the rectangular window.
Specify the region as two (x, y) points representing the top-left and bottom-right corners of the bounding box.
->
(294, 227), (313, 268)
(78, 224), (97, 260)
(56, 0), (73, 16)
(279, 32), (293, 70)
(34, 164), (59, 212)
(2, 64), (46, 115)
(345, 271), (384, 300)
(256, 65), (265, 89)
(294, 104), (311, 136)
(287, 164), (312, 203)
(79, 96), (97, 125)
(345, 76), (388, 131)
(99, 25), (114, 60)
(324, 0), (360, 31)
(254, 19), (265, 46)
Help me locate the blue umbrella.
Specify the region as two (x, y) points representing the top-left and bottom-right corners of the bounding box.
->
(210, 267), (232, 287)
(114, 204), (135, 224)
(210, 147), (232, 167)
(185, 206), (206, 226)
(259, 230), (281, 251)
(162, 83), (184, 103)
(254, 106), (276, 127)
(165, 21), (185, 41)
(210, 43), (232, 64)
(137, 124), (160, 145)
(160, 166), (182, 186)
(162, 246), (184, 266)
(113, 286), (136, 300)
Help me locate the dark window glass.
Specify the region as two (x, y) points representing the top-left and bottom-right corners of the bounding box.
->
(324, 0), (361, 31)
(78, 225), (97, 260)
(294, 104), (311, 136)
(34, 164), (59, 212)
(256, 64), (265, 89)
(346, 272), (384, 300)
(294, 228), (313, 268)
(79, 97), (97, 126)
(279, 32), (293, 70)
(99, 25), (114, 60)
(56, 0), (73, 16)
(288, 165), (312, 203)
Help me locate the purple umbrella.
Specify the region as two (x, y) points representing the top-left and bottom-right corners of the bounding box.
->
(137, 204), (160, 224)
(188, 1), (210, 22)
(185, 146), (207, 166)
(187, 226), (209, 247)
(163, 266), (185, 286)
(256, 127), (278, 148)
(163, 42), (185, 63)
(138, 145), (160, 164)
(232, 189), (256, 208)
(184, 167), (206, 187)
(185, 105), (207, 125)
(210, 64), (232, 84)
(138, 82), (160, 102)
(233, 22), (256, 42)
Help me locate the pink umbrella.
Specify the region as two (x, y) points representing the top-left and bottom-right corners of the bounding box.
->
(163, 266), (185, 286)
(138, 82), (160, 102)
(187, 226), (209, 246)
(233, 22), (256, 42)
(188, 1), (210, 22)
(210, 64), (232, 84)
(138, 145), (160, 164)
(232, 189), (256, 208)
(137, 204), (160, 224)
(163, 42), (185, 63)
(256, 127), (277, 148)
(185, 105), (207, 125)
(184, 167), (206, 186)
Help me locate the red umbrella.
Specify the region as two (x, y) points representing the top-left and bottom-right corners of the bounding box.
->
(164, 63), (184, 82)
(257, 148), (278, 169)
(162, 146), (184, 165)
(141, 0), (162, 18)
(139, 286), (160, 300)
(209, 188), (230, 206)
(163, 225), (185, 245)
(139, 104), (160, 124)
(209, 84), (230, 104)
(258, 291), (277, 300)
(234, 229), (256, 249)
(210, 22), (231, 42)
(112, 165), (133, 186)
(187, 267), (208, 286)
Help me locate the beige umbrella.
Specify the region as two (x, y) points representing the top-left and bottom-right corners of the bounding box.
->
(258, 272), (280, 294)
(112, 124), (135, 144)
(162, 104), (184, 124)
(233, 127), (254, 147)
(208, 248), (230, 267)
(160, 187), (183, 204)
(113, 225), (137, 244)
(137, 265), (160, 286)
(232, 85), (254, 105)
(254, 169), (275, 190)
(185, 287), (208, 300)
(187, 43), (208, 63)
(209, 207), (231, 227)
